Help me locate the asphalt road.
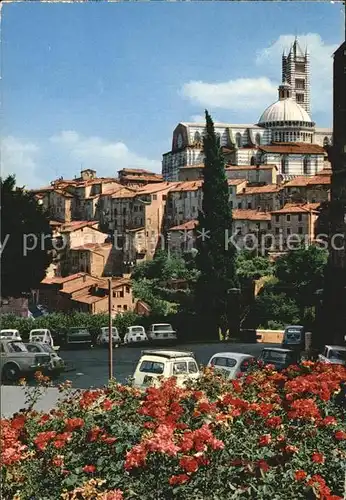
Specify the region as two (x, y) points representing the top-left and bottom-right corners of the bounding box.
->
(52, 341), (276, 389)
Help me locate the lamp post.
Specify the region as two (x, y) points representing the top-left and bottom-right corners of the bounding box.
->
(227, 287), (241, 338)
(108, 278), (113, 381)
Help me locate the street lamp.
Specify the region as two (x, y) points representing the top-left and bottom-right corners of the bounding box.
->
(227, 287), (241, 339)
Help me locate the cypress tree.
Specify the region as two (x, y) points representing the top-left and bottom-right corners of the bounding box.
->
(194, 110), (239, 340)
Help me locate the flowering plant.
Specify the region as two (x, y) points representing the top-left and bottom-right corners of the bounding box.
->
(1, 362), (346, 499)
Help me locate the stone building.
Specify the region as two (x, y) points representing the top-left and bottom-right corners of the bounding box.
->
(162, 39), (332, 182)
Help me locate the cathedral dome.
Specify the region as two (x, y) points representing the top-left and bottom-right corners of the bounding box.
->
(258, 98), (313, 127)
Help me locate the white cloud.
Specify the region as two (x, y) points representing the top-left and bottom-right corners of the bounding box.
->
(1, 136), (44, 187)
(50, 131), (161, 176)
(182, 77), (277, 112)
(190, 114), (206, 123)
(181, 33), (336, 118)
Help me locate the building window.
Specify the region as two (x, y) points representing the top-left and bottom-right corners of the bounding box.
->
(295, 63), (305, 73)
(235, 133), (242, 148)
(247, 202), (252, 209)
(275, 215), (279, 223)
(286, 214), (291, 222)
(298, 227), (303, 234)
(275, 228), (280, 235)
(298, 214), (303, 222)
(250, 156), (256, 165)
(163, 195), (167, 201)
(287, 228), (291, 235)
(295, 78), (305, 90)
(123, 305), (128, 311)
(255, 133), (261, 146)
(323, 137), (330, 147)
(281, 156), (288, 174)
(268, 222), (271, 230)
(238, 202), (242, 209)
(194, 131), (201, 143)
(303, 156), (310, 174)
(296, 94), (304, 103)
(152, 194), (157, 201)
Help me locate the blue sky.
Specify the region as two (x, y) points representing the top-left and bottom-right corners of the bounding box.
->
(2, 1), (344, 187)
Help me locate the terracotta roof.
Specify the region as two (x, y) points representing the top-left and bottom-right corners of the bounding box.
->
(271, 203), (321, 214)
(72, 243), (112, 252)
(169, 181), (203, 192)
(61, 277), (102, 295)
(237, 184), (280, 195)
(136, 182), (178, 195)
(120, 174), (163, 182)
(40, 272), (87, 285)
(49, 220), (62, 227)
(228, 179), (248, 186)
(169, 220), (198, 231)
(232, 210), (271, 221)
(53, 189), (74, 198)
(72, 294), (106, 304)
(59, 221), (100, 233)
(225, 164), (277, 171)
(119, 168), (159, 175)
(259, 142), (325, 155)
(284, 175), (331, 188)
(97, 277), (131, 290)
(111, 189), (137, 200)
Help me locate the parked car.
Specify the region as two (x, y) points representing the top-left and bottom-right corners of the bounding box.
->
(25, 342), (65, 374)
(29, 329), (60, 350)
(132, 350), (200, 388)
(0, 339), (51, 382)
(123, 326), (148, 345)
(318, 345), (346, 366)
(147, 324), (177, 344)
(258, 347), (300, 371)
(96, 327), (121, 347)
(0, 329), (22, 341)
(207, 352), (255, 379)
(65, 328), (93, 349)
(282, 325), (305, 352)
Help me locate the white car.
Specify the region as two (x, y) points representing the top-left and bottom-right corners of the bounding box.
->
(132, 350), (200, 388)
(96, 327), (121, 346)
(207, 352), (255, 379)
(123, 326), (148, 344)
(26, 342), (65, 374)
(0, 329), (22, 341)
(147, 323), (177, 342)
(318, 345), (346, 366)
(29, 329), (59, 350)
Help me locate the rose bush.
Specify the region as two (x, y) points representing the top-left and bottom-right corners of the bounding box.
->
(1, 361), (346, 499)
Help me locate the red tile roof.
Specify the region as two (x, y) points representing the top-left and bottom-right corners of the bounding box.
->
(169, 220), (198, 231)
(271, 203), (321, 214)
(232, 209), (271, 221)
(59, 221), (100, 233)
(259, 143), (325, 155)
(237, 184), (280, 195)
(40, 272), (87, 285)
(119, 168), (159, 175)
(284, 175), (331, 188)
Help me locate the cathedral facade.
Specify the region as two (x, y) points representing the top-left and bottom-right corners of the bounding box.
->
(162, 39), (332, 182)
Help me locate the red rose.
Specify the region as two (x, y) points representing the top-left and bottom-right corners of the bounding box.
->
(312, 452), (325, 464)
(179, 456), (199, 473)
(257, 459), (270, 472)
(258, 434), (271, 446)
(82, 464), (96, 473)
(169, 474), (190, 485)
(65, 417), (84, 432)
(294, 470), (307, 481)
(335, 430), (346, 441)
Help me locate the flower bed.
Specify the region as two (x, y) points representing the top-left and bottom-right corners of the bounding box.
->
(1, 362), (346, 499)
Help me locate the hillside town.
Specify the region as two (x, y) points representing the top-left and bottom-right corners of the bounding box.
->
(6, 38), (331, 319)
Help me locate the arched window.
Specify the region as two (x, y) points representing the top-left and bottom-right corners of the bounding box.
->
(194, 131), (201, 143)
(281, 155), (288, 174)
(303, 156), (311, 175)
(323, 137), (330, 147)
(235, 133), (242, 148)
(250, 156), (256, 165)
(255, 133), (261, 146)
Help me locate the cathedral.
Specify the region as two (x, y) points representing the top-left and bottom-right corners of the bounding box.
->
(162, 39), (332, 182)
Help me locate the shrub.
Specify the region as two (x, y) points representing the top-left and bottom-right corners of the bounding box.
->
(1, 362), (346, 499)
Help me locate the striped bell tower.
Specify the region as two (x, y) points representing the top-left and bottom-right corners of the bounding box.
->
(282, 38), (311, 115)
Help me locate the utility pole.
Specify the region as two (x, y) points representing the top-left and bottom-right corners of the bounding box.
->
(108, 278), (113, 380)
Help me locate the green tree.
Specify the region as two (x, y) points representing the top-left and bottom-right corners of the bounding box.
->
(194, 111), (238, 340)
(236, 251), (274, 280)
(274, 246), (328, 313)
(253, 290), (300, 329)
(1, 176), (53, 297)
